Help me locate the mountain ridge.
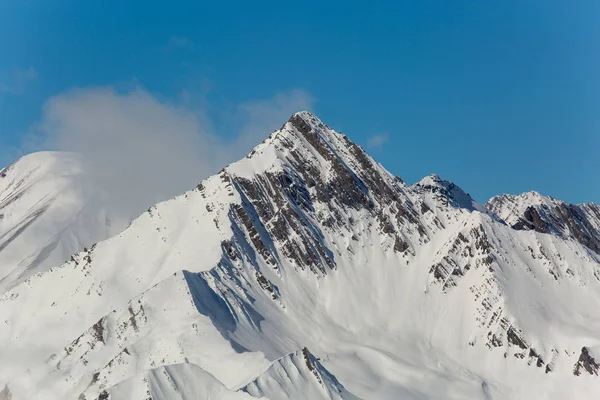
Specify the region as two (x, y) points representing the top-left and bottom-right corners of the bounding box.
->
(0, 112), (599, 399)
(487, 191), (600, 255)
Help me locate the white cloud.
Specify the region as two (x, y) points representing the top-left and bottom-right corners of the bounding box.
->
(30, 86), (314, 224)
(0, 66), (37, 94)
(17, 66), (38, 80)
(232, 89), (314, 156)
(367, 133), (389, 150)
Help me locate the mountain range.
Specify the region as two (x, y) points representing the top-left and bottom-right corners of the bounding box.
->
(0, 111), (599, 399)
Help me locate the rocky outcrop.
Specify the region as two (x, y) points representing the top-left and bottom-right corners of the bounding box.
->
(487, 192), (600, 255)
(574, 347), (600, 376)
(511, 206), (549, 233)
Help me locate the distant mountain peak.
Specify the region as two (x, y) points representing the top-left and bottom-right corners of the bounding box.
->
(413, 173), (490, 215)
(288, 109), (317, 122)
(417, 173), (444, 186)
(489, 190), (551, 206)
(487, 191), (600, 254)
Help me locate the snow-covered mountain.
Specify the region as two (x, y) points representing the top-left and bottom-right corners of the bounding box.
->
(487, 191), (600, 255)
(0, 152), (123, 294)
(1, 112), (600, 400)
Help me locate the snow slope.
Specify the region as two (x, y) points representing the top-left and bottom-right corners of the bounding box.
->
(0, 152), (120, 293)
(104, 363), (257, 400)
(1, 112), (600, 399)
(243, 348), (359, 400)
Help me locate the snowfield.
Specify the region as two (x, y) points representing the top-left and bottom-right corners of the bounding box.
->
(0, 112), (599, 399)
(0, 152), (121, 294)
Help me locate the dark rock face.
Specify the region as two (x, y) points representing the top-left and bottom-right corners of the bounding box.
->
(429, 225), (492, 292)
(96, 390), (109, 400)
(556, 203), (600, 255)
(284, 121), (373, 213)
(221, 112), (436, 279)
(528, 348), (545, 368)
(302, 347), (322, 384)
(288, 113), (313, 136)
(574, 347), (600, 376)
(232, 172), (335, 275)
(92, 319), (105, 345)
(286, 112), (409, 212)
(343, 137), (400, 204)
(512, 206), (549, 233)
(506, 326), (528, 350)
(394, 237), (410, 253)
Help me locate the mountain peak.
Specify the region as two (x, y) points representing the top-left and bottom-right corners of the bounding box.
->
(290, 110), (317, 119)
(228, 110), (404, 208)
(287, 111), (317, 135)
(416, 173), (444, 188)
(413, 173), (488, 214)
(489, 190), (549, 205)
(286, 110), (336, 142)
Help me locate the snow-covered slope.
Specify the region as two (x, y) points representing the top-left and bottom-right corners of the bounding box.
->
(103, 363), (257, 400)
(243, 348), (359, 400)
(1, 112), (600, 400)
(0, 152), (121, 293)
(487, 191), (600, 255)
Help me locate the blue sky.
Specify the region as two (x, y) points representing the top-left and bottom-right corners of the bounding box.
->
(1, 0), (599, 204)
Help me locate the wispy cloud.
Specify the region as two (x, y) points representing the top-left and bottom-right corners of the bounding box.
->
(367, 133), (389, 150)
(232, 89), (314, 155)
(27, 86), (314, 224)
(0, 66), (38, 94)
(16, 66), (38, 80)
(163, 36), (195, 51)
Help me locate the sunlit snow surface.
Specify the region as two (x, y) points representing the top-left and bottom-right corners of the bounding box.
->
(0, 152), (121, 293)
(1, 113), (600, 399)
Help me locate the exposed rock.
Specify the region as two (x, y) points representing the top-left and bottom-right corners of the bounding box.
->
(487, 193), (600, 255)
(92, 318), (105, 345)
(394, 236), (410, 253)
(506, 326), (528, 350)
(512, 206), (549, 233)
(302, 347), (322, 385)
(96, 390), (109, 400)
(288, 113), (313, 135)
(574, 347), (600, 376)
(528, 348), (544, 368)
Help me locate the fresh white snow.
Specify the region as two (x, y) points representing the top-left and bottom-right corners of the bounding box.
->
(0, 152), (122, 293)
